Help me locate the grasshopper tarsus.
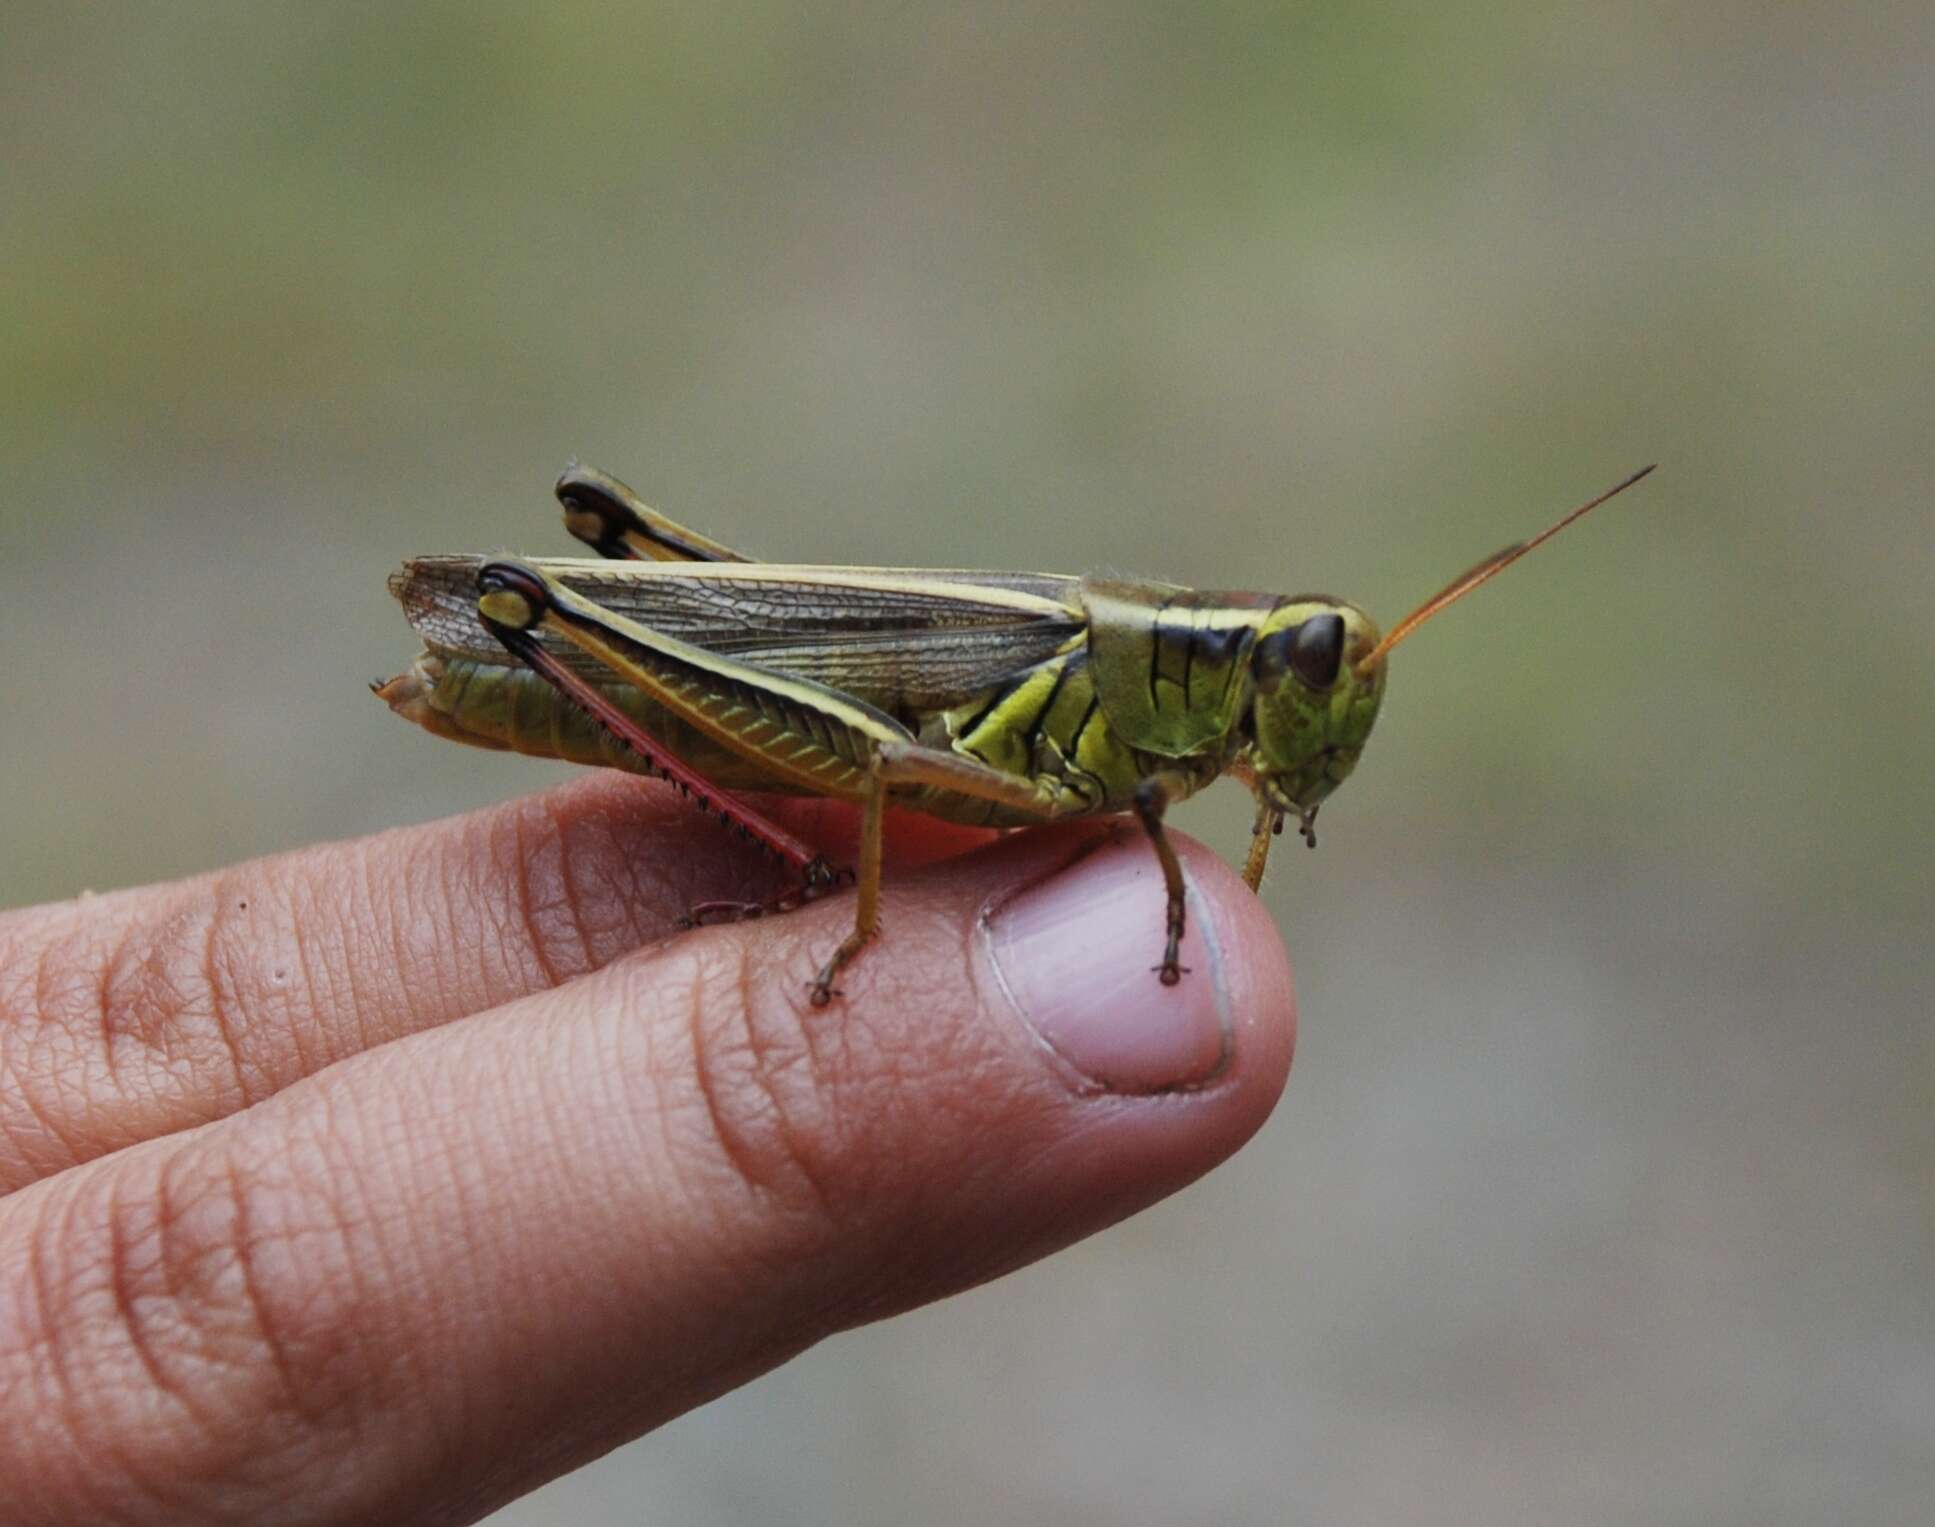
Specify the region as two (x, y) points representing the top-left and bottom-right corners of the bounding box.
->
(682, 854), (852, 931)
(1154, 962), (1190, 985)
(810, 948), (852, 1005)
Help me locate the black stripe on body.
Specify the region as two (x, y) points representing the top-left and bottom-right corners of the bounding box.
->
(1069, 694), (1101, 756)
(1019, 657), (1072, 755)
(1188, 622), (1246, 709)
(955, 672), (1023, 739)
(1147, 595), (1176, 708)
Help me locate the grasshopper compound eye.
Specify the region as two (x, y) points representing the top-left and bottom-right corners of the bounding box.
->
(1256, 610), (1351, 694)
(1288, 613), (1345, 690)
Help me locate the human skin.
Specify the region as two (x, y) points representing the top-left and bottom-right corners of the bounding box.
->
(0, 774), (1296, 1525)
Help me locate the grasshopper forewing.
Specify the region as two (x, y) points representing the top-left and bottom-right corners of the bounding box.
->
(380, 464), (1654, 1002)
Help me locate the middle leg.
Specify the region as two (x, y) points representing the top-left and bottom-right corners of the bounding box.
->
(1133, 770), (1196, 986)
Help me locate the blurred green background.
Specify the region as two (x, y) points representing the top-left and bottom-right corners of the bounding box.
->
(3, 2), (1930, 1521)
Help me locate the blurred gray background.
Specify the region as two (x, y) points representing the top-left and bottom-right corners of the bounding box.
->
(3, 3), (1930, 1522)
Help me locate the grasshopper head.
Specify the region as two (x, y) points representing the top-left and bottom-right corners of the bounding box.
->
(1242, 465), (1657, 827)
(1246, 600), (1388, 817)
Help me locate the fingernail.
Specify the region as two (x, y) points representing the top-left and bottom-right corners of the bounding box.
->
(983, 834), (1233, 1093)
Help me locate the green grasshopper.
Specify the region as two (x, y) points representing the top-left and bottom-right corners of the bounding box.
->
(378, 463), (1653, 1002)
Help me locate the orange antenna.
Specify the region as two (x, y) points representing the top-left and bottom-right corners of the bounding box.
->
(1356, 464), (1656, 674)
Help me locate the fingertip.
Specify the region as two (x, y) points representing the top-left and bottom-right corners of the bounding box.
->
(679, 822), (1299, 1229)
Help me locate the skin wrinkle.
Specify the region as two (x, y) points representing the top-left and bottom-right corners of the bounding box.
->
(0, 930), (41, 1162)
(524, 796), (596, 983)
(487, 802), (556, 987)
(601, 946), (839, 1287)
(41, 1167), (207, 1522)
(91, 917), (116, 1095)
(318, 1152), (433, 1457)
(268, 873), (318, 1080)
(475, 785), (683, 1002)
(300, 1084), (420, 1373)
(149, 1149), (276, 1422)
(100, 897), (186, 1067)
(22, 1178), (77, 1446)
(733, 941), (852, 1225)
(589, 803), (660, 958)
(682, 957), (783, 1205)
(611, 972), (809, 1290)
(74, 1136), (368, 1521)
(479, 812), (553, 999)
(612, 801), (689, 949)
(194, 1098), (437, 1505)
(544, 792), (642, 973)
(354, 837), (415, 1034)
(249, 861), (358, 1096)
(2, 1022), (86, 1189)
(770, 898), (973, 1229)
(307, 857), (361, 1067)
(197, 873), (259, 1117)
(547, 792), (661, 971)
(102, 1170), (174, 1408)
(542, 798), (598, 965)
(25, 872), (313, 1185)
(684, 941), (840, 1227)
(431, 825), (507, 1014)
(0, 943), (58, 1183)
(330, 832), (383, 1060)
(96, 916), (123, 1091)
(9, 913), (96, 1098)
(506, 804), (563, 991)
(762, 894), (1052, 1323)
(217, 1155), (306, 1429)
(20, 882), (236, 1176)
(500, 1010), (716, 1432)
(101, 890), (245, 1110)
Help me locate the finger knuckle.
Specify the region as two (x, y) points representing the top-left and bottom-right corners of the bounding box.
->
(93, 874), (322, 1108)
(492, 793), (667, 985)
(14, 1143), (367, 1513)
(653, 940), (860, 1239)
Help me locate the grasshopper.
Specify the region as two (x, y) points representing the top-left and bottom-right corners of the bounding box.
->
(378, 463), (1653, 1003)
